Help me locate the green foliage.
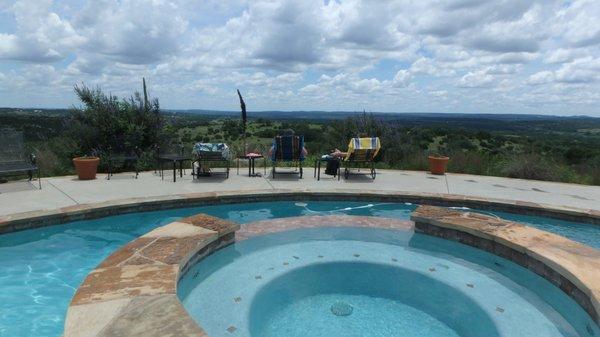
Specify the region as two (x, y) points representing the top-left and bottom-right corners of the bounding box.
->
(501, 154), (561, 181)
(3, 106), (600, 185)
(69, 83), (165, 156)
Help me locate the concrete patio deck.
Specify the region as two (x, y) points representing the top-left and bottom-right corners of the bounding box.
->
(1, 169), (599, 218)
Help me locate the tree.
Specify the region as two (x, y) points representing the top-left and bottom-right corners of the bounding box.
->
(69, 81), (165, 156)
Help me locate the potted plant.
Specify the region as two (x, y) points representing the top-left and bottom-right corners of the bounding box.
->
(73, 152), (100, 180)
(428, 153), (450, 175)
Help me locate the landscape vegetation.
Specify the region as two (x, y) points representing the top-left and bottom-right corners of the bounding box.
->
(2, 84), (600, 185)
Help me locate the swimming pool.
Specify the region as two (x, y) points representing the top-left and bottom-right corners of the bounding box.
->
(179, 227), (599, 337)
(0, 201), (598, 336)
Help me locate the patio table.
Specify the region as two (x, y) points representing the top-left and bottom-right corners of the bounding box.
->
(237, 153), (266, 177)
(314, 156), (341, 181)
(159, 154), (192, 182)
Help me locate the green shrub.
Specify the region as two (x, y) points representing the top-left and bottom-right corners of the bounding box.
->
(501, 154), (560, 181)
(69, 83), (165, 157)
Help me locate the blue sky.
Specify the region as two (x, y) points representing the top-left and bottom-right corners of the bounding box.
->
(0, 0), (599, 115)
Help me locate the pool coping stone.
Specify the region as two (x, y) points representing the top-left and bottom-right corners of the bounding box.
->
(412, 205), (600, 324)
(1, 189), (600, 235)
(63, 213), (238, 337)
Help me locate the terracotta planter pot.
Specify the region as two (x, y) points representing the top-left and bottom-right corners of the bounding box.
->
(73, 157), (100, 180)
(428, 155), (449, 175)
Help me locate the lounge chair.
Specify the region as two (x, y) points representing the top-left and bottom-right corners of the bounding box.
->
(341, 137), (381, 180)
(0, 128), (41, 189)
(270, 135), (304, 178)
(192, 143), (231, 178)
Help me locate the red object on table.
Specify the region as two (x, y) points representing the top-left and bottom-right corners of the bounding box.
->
(245, 152), (262, 158)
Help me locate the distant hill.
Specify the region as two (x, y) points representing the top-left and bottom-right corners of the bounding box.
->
(165, 108), (598, 121)
(3, 108), (600, 135)
(2, 107), (598, 121)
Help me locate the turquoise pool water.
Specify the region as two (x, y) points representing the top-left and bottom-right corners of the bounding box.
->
(0, 201), (598, 337)
(179, 227), (599, 337)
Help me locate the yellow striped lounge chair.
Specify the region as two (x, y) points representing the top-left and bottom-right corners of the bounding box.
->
(341, 137), (381, 180)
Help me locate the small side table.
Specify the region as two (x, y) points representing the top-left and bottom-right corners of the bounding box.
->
(237, 154), (266, 177)
(314, 157), (340, 181)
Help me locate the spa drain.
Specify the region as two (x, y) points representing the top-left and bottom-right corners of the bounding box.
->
(330, 301), (353, 317)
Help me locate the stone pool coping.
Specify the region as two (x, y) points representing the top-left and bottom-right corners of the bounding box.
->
(65, 210), (599, 337)
(63, 214), (412, 337)
(412, 205), (600, 324)
(64, 213), (240, 337)
(236, 214), (415, 241)
(2, 189), (600, 234)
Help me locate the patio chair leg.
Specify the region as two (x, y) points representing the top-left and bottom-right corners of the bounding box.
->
(107, 160), (111, 180)
(38, 168), (42, 189)
(317, 161), (321, 181)
(173, 161), (177, 182)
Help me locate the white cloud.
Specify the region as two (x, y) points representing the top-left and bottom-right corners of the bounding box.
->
(0, 0), (598, 115)
(0, 0), (83, 62)
(74, 0), (187, 65)
(457, 71), (495, 88)
(410, 58), (456, 77)
(392, 69), (412, 87)
(555, 57), (600, 83)
(544, 48), (587, 64)
(528, 71), (554, 85)
(528, 57), (600, 85)
(555, 0), (600, 47)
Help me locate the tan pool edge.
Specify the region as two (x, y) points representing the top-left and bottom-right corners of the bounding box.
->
(2, 190), (600, 234)
(412, 205), (600, 324)
(64, 213), (239, 337)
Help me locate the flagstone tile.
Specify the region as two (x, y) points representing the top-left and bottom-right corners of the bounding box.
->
(71, 264), (178, 306)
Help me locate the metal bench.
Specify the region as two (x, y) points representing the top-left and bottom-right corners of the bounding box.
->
(0, 128), (41, 189)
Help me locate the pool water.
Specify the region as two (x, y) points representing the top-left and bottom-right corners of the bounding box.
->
(0, 201), (598, 337)
(179, 227), (598, 337)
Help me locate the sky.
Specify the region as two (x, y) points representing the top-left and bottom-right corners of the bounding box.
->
(0, 0), (599, 116)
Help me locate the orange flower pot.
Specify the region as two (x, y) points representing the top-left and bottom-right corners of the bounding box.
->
(428, 155), (449, 175)
(73, 157), (100, 180)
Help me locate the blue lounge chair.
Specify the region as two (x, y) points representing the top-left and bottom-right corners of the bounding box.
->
(270, 135), (304, 178)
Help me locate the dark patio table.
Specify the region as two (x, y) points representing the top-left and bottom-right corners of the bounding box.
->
(159, 154), (192, 182)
